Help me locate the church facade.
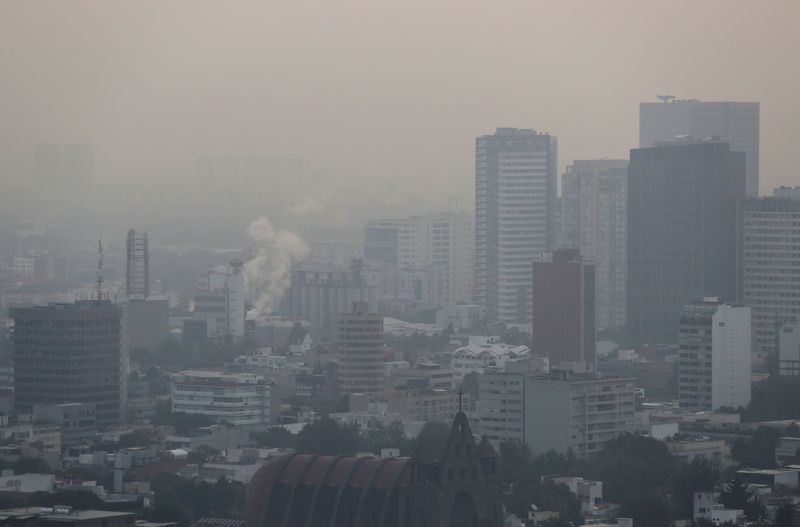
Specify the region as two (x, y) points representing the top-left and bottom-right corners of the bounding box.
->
(244, 412), (503, 527)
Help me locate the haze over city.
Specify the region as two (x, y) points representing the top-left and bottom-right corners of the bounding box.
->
(3, 2), (800, 527)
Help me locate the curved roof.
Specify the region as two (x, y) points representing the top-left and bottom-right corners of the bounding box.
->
(244, 454), (410, 527)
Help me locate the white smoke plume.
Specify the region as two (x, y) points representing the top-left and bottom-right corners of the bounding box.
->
(243, 216), (309, 320)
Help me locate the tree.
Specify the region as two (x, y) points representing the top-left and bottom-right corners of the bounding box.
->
(459, 373), (480, 408)
(296, 417), (364, 456)
(404, 421), (451, 458)
(619, 489), (672, 527)
(670, 458), (719, 519)
(117, 429), (154, 448)
(731, 427), (781, 468)
(505, 479), (582, 525)
(251, 427), (295, 449)
(773, 504), (796, 527)
(497, 442), (532, 486)
(720, 474), (763, 521)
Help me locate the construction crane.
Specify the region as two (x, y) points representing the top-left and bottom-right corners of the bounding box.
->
(657, 95), (675, 103)
(96, 239), (104, 301)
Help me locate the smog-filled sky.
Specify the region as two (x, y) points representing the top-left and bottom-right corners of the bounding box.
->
(1, 0), (799, 205)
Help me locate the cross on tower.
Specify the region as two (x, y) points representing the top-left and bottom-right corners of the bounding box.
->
(458, 388), (463, 412)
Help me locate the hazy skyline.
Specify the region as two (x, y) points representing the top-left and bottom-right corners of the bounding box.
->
(2, 0), (799, 205)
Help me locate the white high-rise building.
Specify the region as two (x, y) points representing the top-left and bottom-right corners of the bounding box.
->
(738, 188), (800, 357)
(561, 159), (629, 330)
(193, 260), (245, 339)
(475, 128), (557, 324)
(364, 212), (473, 308)
(678, 299), (751, 411)
(640, 99), (760, 197)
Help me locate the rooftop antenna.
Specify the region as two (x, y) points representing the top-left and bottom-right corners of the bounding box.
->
(656, 95), (675, 103)
(96, 240), (104, 301)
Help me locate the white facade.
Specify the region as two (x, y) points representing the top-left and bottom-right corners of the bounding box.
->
(0, 473), (54, 493)
(364, 212), (473, 308)
(711, 305), (752, 410)
(171, 370), (274, 425)
(451, 343), (532, 382)
(678, 300), (751, 411)
(193, 261), (245, 339)
(475, 128), (557, 323)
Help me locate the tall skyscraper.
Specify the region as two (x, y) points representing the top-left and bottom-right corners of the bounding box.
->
(737, 188), (800, 356)
(63, 143), (94, 185)
(338, 301), (384, 395)
(640, 99), (759, 197)
(475, 128), (557, 324)
(12, 301), (125, 429)
(627, 141), (745, 347)
(126, 229), (149, 300)
(532, 249), (597, 369)
(678, 299), (751, 411)
(561, 159), (629, 330)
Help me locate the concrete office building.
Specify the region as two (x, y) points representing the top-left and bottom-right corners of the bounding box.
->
(193, 260), (245, 339)
(11, 301), (125, 429)
(561, 159), (629, 330)
(364, 212), (473, 307)
(532, 249), (597, 370)
(280, 262), (376, 341)
(737, 190), (800, 357)
(172, 370), (276, 425)
(338, 301), (384, 395)
(778, 320), (800, 376)
(640, 98), (759, 197)
(125, 229), (149, 300)
(34, 402), (96, 448)
(628, 141), (745, 347)
(125, 299), (169, 352)
(475, 128), (557, 324)
(678, 299), (751, 411)
(478, 372), (635, 457)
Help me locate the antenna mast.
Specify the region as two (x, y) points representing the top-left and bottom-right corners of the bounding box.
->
(96, 240), (104, 301)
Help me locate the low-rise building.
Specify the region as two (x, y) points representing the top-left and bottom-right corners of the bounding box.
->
(776, 437), (800, 466)
(387, 389), (468, 423)
(667, 438), (727, 467)
(171, 370), (276, 425)
(478, 372), (635, 457)
(0, 472), (54, 493)
(451, 342), (533, 382)
(34, 403), (96, 448)
(737, 469), (798, 489)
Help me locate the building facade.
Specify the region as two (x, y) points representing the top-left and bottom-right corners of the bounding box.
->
(171, 370), (275, 425)
(478, 372), (635, 458)
(193, 260), (245, 339)
(11, 301), (125, 429)
(244, 412), (503, 527)
(125, 229), (149, 300)
(475, 128), (557, 324)
(560, 159), (629, 330)
(678, 300), (751, 411)
(532, 249), (597, 370)
(280, 263), (376, 341)
(640, 99), (759, 197)
(364, 212), (473, 308)
(737, 191), (800, 357)
(338, 301), (384, 395)
(627, 141), (745, 347)
(778, 321), (800, 376)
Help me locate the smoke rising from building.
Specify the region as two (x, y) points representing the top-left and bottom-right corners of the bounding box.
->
(243, 216), (309, 320)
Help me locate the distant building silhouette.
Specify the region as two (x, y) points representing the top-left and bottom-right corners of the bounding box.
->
(627, 141), (745, 347)
(474, 128), (557, 325)
(640, 99), (759, 197)
(126, 229), (149, 300)
(561, 159), (629, 330)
